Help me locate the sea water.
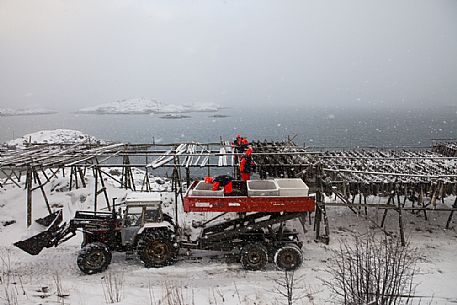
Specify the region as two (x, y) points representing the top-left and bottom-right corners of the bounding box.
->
(1, 106), (456, 148)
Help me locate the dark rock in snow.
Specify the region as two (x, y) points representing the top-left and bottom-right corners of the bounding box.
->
(109, 169), (122, 176)
(51, 180), (70, 192)
(2, 220), (16, 226)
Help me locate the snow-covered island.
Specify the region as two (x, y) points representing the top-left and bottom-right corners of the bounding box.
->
(0, 107), (57, 116)
(209, 114), (229, 118)
(77, 98), (222, 114)
(159, 113), (191, 119)
(6, 129), (104, 149)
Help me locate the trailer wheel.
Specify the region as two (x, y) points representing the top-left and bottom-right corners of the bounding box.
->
(138, 230), (178, 268)
(77, 242), (112, 275)
(274, 244), (303, 271)
(240, 243), (268, 271)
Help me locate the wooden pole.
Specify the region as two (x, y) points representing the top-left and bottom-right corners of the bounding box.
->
(0, 169), (21, 188)
(77, 166), (86, 188)
(446, 210), (454, 229)
(397, 192), (405, 246)
(419, 186), (428, 220)
(26, 167), (33, 227)
(41, 168), (50, 182)
(69, 166), (73, 191)
(94, 165), (98, 213)
(172, 154), (184, 233)
(358, 193), (362, 216)
(314, 205), (321, 240)
(186, 167), (190, 187)
(322, 201), (330, 244)
(381, 208), (389, 227)
(142, 167), (151, 192)
(98, 167), (110, 210)
(381, 194), (393, 227)
(172, 165), (179, 231)
(33, 170), (52, 214)
(121, 156), (126, 189)
(446, 196), (457, 229)
(73, 166), (79, 189)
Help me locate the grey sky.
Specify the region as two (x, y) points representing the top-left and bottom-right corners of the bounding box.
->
(1, 0), (456, 110)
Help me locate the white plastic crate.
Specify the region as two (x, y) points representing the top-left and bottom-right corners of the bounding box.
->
(191, 181), (224, 197)
(274, 178), (309, 197)
(247, 180), (279, 196)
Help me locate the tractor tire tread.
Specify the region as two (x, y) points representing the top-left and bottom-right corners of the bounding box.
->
(77, 242), (111, 275)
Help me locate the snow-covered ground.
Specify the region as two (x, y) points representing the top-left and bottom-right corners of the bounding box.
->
(0, 167), (456, 304)
(1, 130), (456, 304)
(0, 108), (57, 116)
(78, 98), (222, 114)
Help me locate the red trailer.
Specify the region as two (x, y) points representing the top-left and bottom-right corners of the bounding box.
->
(184, 180), (315, 213)
(181, 179), (316, 271)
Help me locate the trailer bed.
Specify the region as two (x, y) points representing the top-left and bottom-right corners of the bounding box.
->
(184, 180), (315, 213)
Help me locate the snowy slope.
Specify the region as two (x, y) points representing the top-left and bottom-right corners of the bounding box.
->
(6, 129), (104, 148)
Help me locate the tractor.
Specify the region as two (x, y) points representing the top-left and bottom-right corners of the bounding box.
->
(15, 192), (179, 274)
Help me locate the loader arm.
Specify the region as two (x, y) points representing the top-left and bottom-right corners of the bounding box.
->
(14, 210), (78, 255)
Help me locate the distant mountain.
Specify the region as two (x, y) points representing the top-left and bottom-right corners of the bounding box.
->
(77, 98), (222, 114)
(77, 98), (162, 114)
(187, 103), (221, 112)
(0, 107), (57, 116)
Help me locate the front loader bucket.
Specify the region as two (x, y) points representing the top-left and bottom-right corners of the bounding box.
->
(14, 230), (57, 255)
(14, 210), (63, 255)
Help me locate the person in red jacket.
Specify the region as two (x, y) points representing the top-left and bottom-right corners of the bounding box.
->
(240, 147), (255, 181)
(233, 134), (249, 161)
(205, 175), (233, 194)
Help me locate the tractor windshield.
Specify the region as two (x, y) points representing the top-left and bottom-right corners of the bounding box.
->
(125, 206), (143, 226)
(144, 207), (161, 223)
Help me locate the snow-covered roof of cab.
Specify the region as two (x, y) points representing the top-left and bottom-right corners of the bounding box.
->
(125, 192), (161, 203)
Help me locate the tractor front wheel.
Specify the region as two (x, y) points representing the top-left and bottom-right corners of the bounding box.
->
(77, 242), (112, 274)
(138, 230), (179, 268)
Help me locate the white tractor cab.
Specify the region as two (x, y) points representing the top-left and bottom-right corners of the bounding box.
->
(121, 192), (174, 246)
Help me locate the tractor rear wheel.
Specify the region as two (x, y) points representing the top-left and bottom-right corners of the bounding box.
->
(240, 243), (268, 271)
(274, 244), (303, 271)
(138, 230), (179, 268)
(77, 242), (112, 274)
